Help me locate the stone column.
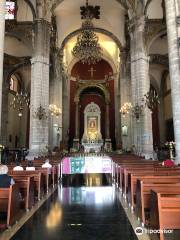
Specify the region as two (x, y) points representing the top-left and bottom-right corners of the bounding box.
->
(105, 102), (112, 151)
(105, 103), (110, 139)
(1, 70), (9, 145)
(130, 17), (153, 159)
(29, 19), (50, 155)
(165, 0), (180, 164)
(0, 0), (6, 139)
(73, 101), (80, 149)
(120, 51), (132, 150)
(75, 101), (79, 139)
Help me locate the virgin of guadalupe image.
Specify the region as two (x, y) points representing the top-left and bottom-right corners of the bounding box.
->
(89, 120), (96, 128)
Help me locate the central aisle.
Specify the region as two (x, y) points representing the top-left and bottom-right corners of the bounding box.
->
(11, 186), (138, 240)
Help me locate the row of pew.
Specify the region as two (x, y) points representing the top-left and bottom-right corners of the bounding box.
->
(0, 157), (61, 229)
(111, 154), (180, 240)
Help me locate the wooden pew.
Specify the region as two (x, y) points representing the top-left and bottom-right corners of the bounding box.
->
(0, 184), (21, 227)
(124, 167), (180, 198)
(10, 176), (35, 211)
(9, 171), (43, 200)
(150, 190), (180, 240)
(136, 178), (180, 225)
(127, 172), (180, 208)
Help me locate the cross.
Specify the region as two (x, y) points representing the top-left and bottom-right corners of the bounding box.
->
(88, 66), (96, 79)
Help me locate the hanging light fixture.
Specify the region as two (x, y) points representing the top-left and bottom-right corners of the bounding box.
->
(10, 91), (30, 117)
(33, 104), (48, 120)
(144, 88), (160, 112)
(72, 0), (102, 64)
(49, 104), (62, 118)
(120, 102), (132, 117)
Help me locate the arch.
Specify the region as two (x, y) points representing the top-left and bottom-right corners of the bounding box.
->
(147, 29), (167, 54)
(74, 84), (110, 104)
(24, 0), (36, 20)
(67, 51), (117, 77)
(52, 0), (128, 13)
(60, 27), (123, 53)
(144, 0), (153, 15)
(6, 57), (31, 92)
(149, 73), (160, 94)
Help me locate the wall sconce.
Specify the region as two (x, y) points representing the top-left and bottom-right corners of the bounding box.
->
(122, 125), (128, 136)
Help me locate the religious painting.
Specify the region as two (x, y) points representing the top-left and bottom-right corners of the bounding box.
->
(87, 117), (98, 140)
(88, 117), (97, 129)
(5, 1), (16, 20)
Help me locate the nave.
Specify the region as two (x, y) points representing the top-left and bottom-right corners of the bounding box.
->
(11, 185), (137, 240)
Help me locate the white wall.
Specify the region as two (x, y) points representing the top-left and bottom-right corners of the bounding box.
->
(147, 0), (163, 19)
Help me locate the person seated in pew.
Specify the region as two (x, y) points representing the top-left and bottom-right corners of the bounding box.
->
(42, 159), (52, 174)
(13, 162), (23, 171)
(42, 159), (52, 169)
(0, 165), (15, 187)
(162, 159), (175, 167)
(26, 161), (35, 171)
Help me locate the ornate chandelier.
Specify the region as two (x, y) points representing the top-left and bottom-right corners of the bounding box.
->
(131, 103), (144, 121)
(49, 104), (62, 118)
(72, 0), (102, 64)
(10, 91), (30, 117)
(33, 104), (48, 120)
(120, 102), (132, 117)
(144, 88), (160, 112)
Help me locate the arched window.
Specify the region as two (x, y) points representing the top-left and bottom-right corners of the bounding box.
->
(5, 1), (16, 20)
(9, 74), (20, 93)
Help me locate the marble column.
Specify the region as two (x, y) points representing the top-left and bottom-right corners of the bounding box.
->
(130, 17), (153, 159)
(29, 19), (50, 155)
(165, 0), (180, 164)
(0, 0), (6, 140)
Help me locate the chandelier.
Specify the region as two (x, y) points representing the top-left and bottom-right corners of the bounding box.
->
(10, 91), (30, 117)
(72, 0), (102, 64)
(49, 104), (62, 118)
(131, 103), (144, 121)
(120, 102), (132, 117)
(33, 104), (48, 120)
(144, 88), (160, 112)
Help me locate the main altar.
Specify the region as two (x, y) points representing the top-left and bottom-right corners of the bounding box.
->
(81, 102), (103, 152)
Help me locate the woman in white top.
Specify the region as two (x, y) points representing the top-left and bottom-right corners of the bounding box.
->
(42, 159), (52, 168)
(26, 161), (35, 171)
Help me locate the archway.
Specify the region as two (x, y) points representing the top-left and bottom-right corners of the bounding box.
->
(69, 59), (116, 150)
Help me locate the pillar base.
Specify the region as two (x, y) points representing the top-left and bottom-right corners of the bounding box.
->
(73, 139), (80, 150)
(104, 139), (112, 152)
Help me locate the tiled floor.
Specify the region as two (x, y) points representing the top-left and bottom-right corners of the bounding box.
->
(11, 186), (138, 240)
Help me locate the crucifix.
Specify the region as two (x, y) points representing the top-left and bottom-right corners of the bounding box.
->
(88, 66), (96, 79)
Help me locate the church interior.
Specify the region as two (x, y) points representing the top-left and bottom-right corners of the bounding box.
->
(1, 0), (180, 240)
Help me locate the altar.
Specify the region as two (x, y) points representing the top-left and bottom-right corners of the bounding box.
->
(81, 102), (104, 153)
(82, 139), (104, 153)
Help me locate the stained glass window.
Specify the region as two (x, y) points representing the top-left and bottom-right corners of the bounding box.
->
(5, 1), (16, 20)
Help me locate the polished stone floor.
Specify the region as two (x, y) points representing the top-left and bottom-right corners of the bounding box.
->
(11, 186), (138, 240)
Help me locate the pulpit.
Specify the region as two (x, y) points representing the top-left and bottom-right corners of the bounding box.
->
(82, 102), (103, 152)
